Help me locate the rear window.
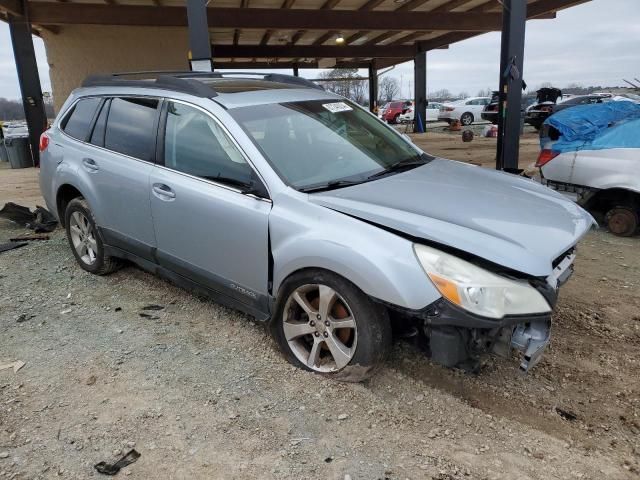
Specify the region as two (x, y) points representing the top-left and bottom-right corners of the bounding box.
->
(62, 97), (101, 141)
(104, 97), (159, 161)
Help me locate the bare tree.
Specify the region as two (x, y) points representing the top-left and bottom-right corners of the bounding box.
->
(477, 87), (493, 97)
(428, 89), (452, 102)
(0, 98), (54, 121)
(457, 91), (469, 99)
(318, 68), (367, 105)
(378, 76), (400, 104)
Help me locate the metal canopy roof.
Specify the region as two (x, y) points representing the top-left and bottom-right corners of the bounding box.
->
(0, 0), (590, 68)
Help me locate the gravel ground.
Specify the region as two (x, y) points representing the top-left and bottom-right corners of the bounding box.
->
(1, 219), (639, 480)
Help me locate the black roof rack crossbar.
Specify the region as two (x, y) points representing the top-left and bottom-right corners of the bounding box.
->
(81, 73), (218, 98)
(85, 70), (323, 91)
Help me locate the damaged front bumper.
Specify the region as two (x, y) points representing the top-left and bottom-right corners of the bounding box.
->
(419, 299), (554, 372)
(492, 317), (551, 371)
(386, 252), (575, 373)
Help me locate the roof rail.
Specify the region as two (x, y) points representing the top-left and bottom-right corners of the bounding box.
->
(194, 72), (324, 90)
(91, 70), (322, 89)
(81, 73), (218, 98)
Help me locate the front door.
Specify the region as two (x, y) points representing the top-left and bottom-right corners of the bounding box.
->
(149, 100), (272, 316)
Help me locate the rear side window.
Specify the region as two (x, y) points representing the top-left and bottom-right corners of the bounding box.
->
(62, 97), (101, 141)
(104, 97), (159, 161)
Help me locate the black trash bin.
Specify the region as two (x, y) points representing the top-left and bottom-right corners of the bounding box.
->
(0, 139), (8, 163)
(5, 136), (33, 169)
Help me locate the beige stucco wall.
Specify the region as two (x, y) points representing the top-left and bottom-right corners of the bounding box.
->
(42, 25), (190, 112)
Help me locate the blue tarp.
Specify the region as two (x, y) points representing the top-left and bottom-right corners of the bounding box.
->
(544, 101), (640, 153)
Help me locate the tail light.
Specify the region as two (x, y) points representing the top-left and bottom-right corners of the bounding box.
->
(540, 106), (553, 113)
(536, 149), (559, 167)
(444, 106), (455, 112)
(39, 132), (49, 152)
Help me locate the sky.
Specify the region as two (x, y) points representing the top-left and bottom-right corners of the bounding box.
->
(0, 0), (639, 103)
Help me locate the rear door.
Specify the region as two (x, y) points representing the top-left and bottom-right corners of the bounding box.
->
(87, 96), (160, 259)
(149, 99), (271, 316)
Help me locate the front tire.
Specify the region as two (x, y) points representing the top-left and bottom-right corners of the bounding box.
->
(270, 269), (391, 382)
(65, 198), (121, 275)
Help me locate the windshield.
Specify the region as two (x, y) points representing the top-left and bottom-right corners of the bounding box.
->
(229, 99), (431, 190)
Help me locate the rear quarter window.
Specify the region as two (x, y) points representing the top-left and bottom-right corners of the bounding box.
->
(61, 97), (102, 141)
(104, 97), (160, 161)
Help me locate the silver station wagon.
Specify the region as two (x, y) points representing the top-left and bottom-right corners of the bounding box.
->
(39, 72), (594, 382)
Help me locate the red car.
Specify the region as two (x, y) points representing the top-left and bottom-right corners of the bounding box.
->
(379, 101), (412, 124)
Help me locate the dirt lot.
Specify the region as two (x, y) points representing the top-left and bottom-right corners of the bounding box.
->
(1, 139), (639, 479)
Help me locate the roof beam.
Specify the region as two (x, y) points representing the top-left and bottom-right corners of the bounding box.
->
(528, 0), (591, 17)
(213, 43), (418, 58)
(290, 0), (342, 46)
(25, 4), (506, 31)
(312, 30), (337, 46)
(422, 0), (587, 50)
(0, 0), (23, 16)
(387, 31), (425, 45)
(213, 58), (405, 69)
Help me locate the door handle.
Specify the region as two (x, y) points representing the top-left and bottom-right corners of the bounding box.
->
(152, 183), (176, 200)
(82, 157), (99, 171)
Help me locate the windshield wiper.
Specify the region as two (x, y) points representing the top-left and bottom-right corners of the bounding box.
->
(367, 158), (429, 180)
(298, 179), (364, 193)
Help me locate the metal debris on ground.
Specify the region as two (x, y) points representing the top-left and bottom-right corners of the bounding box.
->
(9, 233), (50, 242)
(0, 242), (27, 254)
(141, 305), (165, 311)
(0, 202), (58, 233)
(462, 130), (474, 142)
(0, 360), (26, 373)
(94, 449), (141, 476)
(555, 406), (578, 421)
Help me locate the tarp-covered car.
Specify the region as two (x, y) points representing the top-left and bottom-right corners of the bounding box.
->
(537, 101), (640, 236)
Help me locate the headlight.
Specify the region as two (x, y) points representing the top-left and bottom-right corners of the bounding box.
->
(414, 244), (551, 319)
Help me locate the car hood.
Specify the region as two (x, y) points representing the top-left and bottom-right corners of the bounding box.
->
(309, 158), (595, 277)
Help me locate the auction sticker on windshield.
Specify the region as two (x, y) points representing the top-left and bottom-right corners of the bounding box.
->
(322, 102), (353, 113)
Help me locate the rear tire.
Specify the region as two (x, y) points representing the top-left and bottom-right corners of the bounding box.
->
(605, 206), (638, 237)
(270, 269), (391, 382)
(65, 198), (121, 275)
(393, 113), (400, 124)
(460, 112), (474, 126)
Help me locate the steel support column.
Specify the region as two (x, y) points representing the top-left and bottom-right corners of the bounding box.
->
(496, 0), (526, 172)
(8, 8), (47, 167)
(186, 0), (212, 71)
(413, 51), (427, 133)
(293, 65), (299, 77)
(368, 62), (378, 113)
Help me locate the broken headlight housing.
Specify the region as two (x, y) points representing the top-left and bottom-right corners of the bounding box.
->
(414, 244), (551, 319)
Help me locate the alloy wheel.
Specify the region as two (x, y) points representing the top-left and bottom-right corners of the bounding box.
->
(69, 211), (98, 265)
(282, 284), (357, 373)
